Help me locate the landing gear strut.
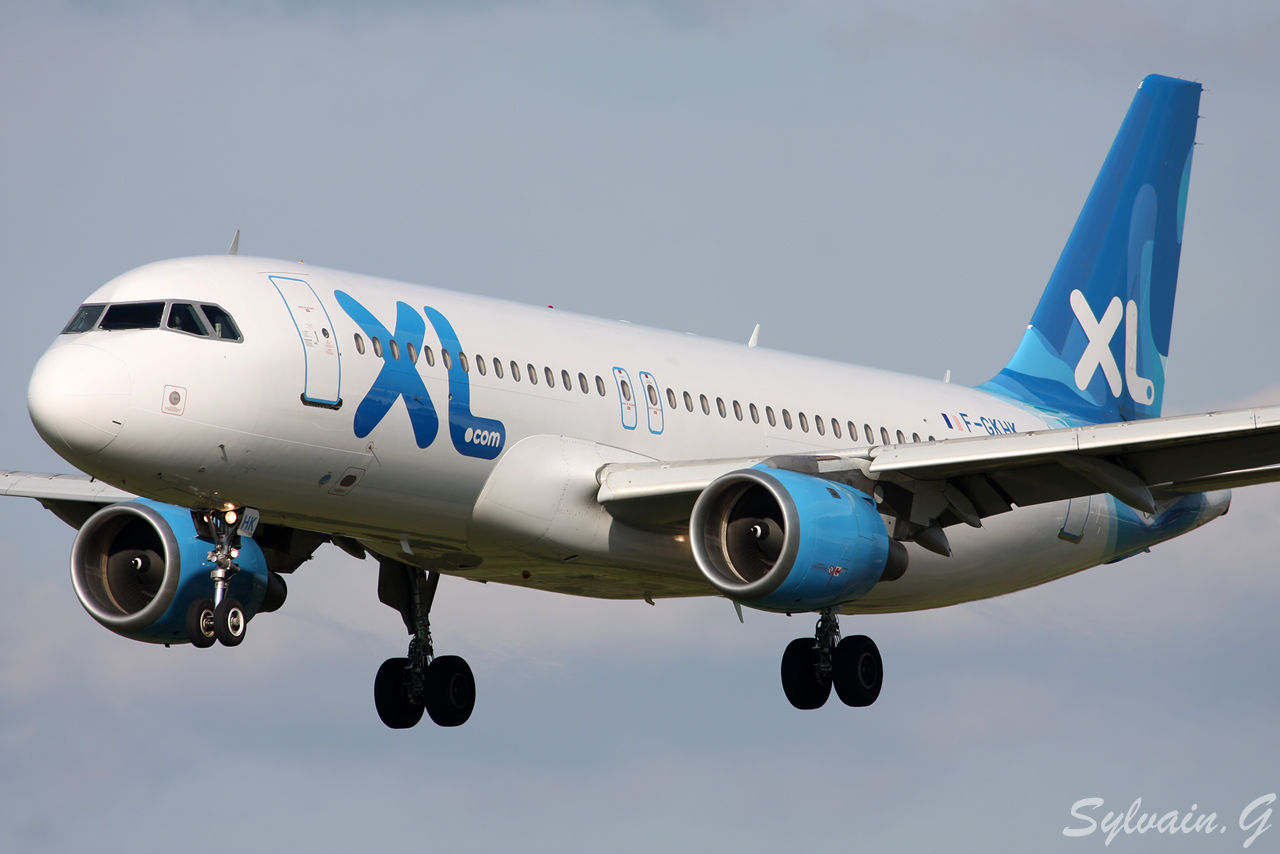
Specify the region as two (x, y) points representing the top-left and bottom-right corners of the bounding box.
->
(186, 508), (247, 648)
(780, 607), (882, 710)
(374, 564), (476, 729)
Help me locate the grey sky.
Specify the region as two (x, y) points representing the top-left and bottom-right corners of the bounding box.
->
(2, 2), (1278, 851)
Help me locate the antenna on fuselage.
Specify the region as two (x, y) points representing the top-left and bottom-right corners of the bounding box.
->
(227, 230), (240, 256)
(747, 324), (760, 348)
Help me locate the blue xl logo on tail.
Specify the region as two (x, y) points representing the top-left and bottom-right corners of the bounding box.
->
(980, 75), (1199, 424)
(334, 293), (504, 459)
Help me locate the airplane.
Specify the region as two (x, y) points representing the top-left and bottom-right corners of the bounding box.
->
(5, 73), (1277, 730)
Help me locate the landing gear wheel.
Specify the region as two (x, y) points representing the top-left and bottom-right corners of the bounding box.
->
(213, 597), (247, 647)
(374, 657), (425, 729)
(425, 655), (475, 727)
(833, 634), (882, 707)
(186, 598), (216, 648)
(780, 637), (831, 710)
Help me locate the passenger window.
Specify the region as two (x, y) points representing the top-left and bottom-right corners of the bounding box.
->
(545, 367), (555, 387)
(423, 346), (435, 367)
(527, 364), (537, 385)
(667, 388), (677, 408)
(596, 375), (606, 395)
(880, 427), (891, 445)
(101, 302), (164, 330)
(864, 424), (874, 444)
(581, 373), (590, 393)
(897, 429), (906, 444)
(783, 409), (793, 430)
(389, 339), (400, 361)
(354, 333), (366, 355)
(459, 352), (469, 372)
(372, 337), (384, 358)
(62, 304), (106, 334)
(562, 369), (572, 390)
(407, 342), (418, 363)
(815, 415), (824, 436)
(832, 419), (841, 439)
(912, 432), (921, 442)
(848, 421), (856, 440)
(511, 362), (521, 381)
(621, 380), (631, 401)
(647, 385), (659, 406)
(167, 303), (208, 336)
(200, 305), (241, 340)
(733, 400), (743, 421)
(716, 398), (726, 418)
(799, 412), (809, 432)
(928, 435), (936, 441)
(749, 403), (759, 424)
(766, 406), (776, 427)
(476, 355), (486, 376)
(684, 391), (693, 412)
(494, 358), (504, 378)
(700, 394), (710, 415)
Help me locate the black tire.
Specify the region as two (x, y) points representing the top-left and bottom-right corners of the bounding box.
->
(213, 597), (247, 647)
(374, 657), (424, 729)
(425, 655), (475, 727)
(780, 637), (831, 710)
(833, 634), (883, 707)
(186, 598), (216, 648)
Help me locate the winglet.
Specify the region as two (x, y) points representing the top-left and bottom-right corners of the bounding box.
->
(748, 324), (760, 348)
(227, 229), (240, 256)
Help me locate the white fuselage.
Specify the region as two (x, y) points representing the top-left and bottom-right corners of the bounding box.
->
(27, 256), (1228, 614)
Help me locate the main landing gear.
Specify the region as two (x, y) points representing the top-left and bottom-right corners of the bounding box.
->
(373, 565), (476, 729)
(186, 508), (249, 648)
(780, 607), (883, 710)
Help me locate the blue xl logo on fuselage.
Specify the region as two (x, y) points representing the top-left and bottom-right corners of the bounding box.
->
(423, 306), (505, 460)
(334, 292), (504, 459)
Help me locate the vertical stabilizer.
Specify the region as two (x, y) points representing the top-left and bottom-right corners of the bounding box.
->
(982, 75), (1201, 423)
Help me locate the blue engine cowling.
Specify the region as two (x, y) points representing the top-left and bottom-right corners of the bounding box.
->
(70, 499), (271, 644)
(689, 466), (907, 612)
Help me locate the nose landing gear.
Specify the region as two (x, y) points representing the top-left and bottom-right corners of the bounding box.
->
(185, 508), (250, 648)
(373, 563), (476, 729)
(779, 607), (883, 710)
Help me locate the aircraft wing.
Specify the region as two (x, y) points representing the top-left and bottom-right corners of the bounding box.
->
(0, 470), (135, 528)
(596, 404), (1280, 532)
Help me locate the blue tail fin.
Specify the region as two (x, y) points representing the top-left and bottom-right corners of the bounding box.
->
(981, 74), (1201, 423)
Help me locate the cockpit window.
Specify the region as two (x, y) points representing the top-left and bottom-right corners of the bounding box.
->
(200, 305), (242, 341)
(166, 303), (209, 336)
(62, 304), (106, 334)
(100, 302), (165, 330)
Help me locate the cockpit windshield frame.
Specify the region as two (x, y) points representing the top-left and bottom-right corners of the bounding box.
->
(60, 299), (244, 343)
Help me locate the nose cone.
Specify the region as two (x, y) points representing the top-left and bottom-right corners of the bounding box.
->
(28, 343), (131, 457)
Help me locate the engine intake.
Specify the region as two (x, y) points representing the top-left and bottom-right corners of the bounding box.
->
(690, 466), (906, 611)
(71, 500), (271, 643)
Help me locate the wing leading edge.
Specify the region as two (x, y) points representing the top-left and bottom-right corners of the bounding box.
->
(597, 404), (1280, 536)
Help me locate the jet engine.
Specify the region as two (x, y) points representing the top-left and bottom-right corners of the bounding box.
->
(690, 466), (907, 612)
(70, 499), (279, 643)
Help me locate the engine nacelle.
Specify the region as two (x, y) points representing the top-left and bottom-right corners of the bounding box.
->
(690, 466), (906, 612)
(70, 499), (272, 644)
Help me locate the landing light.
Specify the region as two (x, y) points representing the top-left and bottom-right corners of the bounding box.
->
(225, 510), (237, 525)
